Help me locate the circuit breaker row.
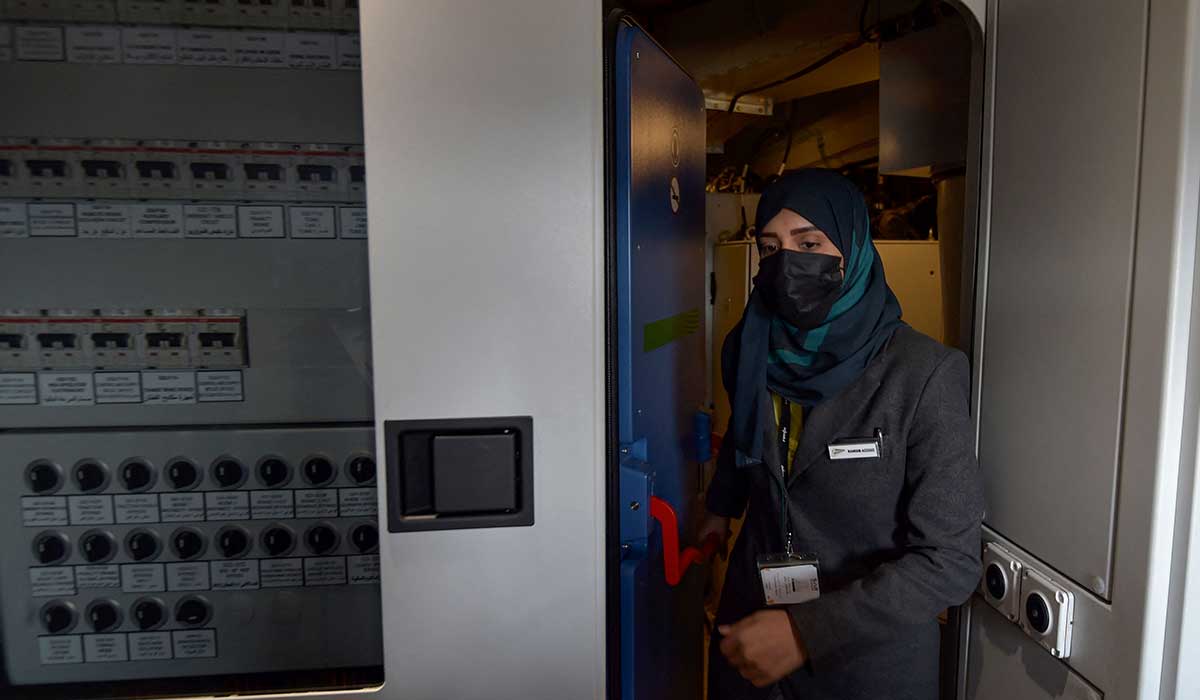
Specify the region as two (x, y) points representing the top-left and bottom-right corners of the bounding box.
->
(0, 309), (245, 370)
(0, 140), (365, 202)
(3, 0), (361, 31)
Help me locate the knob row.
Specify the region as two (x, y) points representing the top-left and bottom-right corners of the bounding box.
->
(26, 454), (376, 494)
(40, 595), (212, 635)
(33, 522), (379, 564)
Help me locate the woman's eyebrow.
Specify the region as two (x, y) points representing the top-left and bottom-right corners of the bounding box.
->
(788, 226), (820, 236)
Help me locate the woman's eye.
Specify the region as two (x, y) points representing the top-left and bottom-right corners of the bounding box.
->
(801, 241), (819, 250)
(760, 244), (778, 255)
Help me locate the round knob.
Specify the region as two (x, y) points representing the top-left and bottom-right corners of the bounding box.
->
(346, 456), (376, 485)
(26, 461), (62, 494)
(174, 596), (211, 627)
(126, 530), (160, 561)
(41, 601), (76, 634)
(86, 600), (121, 633)
(350, 524), (378, 553)
(120, 460), (154, 491)
(212, 458), (246, 488)
(257, 457), (290, 488)
(171, 528), (206, 560)
(217, 526), (251, 558)
(132, 598), (164, 631)
(74, 461), (109, 493)
(80, 530), (116, 564)
(302, 456), (335, 486)
(262, 526), (294, 557)
(33, 531), (69, 565)
(305, 524), (339, 555)
(166, 459), (200, 490)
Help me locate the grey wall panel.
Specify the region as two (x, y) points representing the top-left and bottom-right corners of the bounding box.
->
(978, 0), (1147, 594)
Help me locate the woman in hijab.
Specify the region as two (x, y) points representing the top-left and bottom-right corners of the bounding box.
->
(701, 169), (984, 700)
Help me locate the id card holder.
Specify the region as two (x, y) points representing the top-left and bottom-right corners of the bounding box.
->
(757, 553), (820, 606)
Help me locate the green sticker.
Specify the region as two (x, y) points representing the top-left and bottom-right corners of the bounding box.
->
(643, 308), (701, 352)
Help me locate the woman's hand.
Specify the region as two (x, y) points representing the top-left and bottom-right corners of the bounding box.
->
(718, 610), (808, 687)
(697, 511), (732, 559)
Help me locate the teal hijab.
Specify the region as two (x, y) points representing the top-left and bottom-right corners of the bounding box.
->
(723, 169), (904, 467)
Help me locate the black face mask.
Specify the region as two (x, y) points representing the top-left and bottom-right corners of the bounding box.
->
(753, 250), (844, 329)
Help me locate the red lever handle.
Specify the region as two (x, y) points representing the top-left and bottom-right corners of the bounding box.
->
(649, 495), (721, 586)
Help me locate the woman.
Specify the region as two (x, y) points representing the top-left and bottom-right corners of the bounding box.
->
(702, 169), (984, 700)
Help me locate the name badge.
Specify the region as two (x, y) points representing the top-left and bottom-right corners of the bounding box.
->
(758, 554), (820, 606)
(827, 439), (880, 460)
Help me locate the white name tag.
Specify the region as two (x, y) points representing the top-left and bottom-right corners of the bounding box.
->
(827, 440), (880, 460)
(760, 563), (820, 605)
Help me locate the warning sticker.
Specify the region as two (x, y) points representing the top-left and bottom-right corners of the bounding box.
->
(121, 563), (166, 593)
(338, 488), (378, 517)
(66, 25), (121, 64)
(260, 558), (304, 588)
(75, 565), (121, 590)
(0, 373), (38, 405)
(131, 203), (184, 239)
(183, 203), (237, 238)
(115, 494), (160, 524)
(39, 635), (83, 665)
(68, 495), (114, 525)
(16, 26), (64, 62)
(336, 33), (360, 70)
(348, 555), (381, 585)
(28, 202), (77, 237)
(205, 491), (249, 521)
(0, 201), (29, 237)
(122, 26), (177, 64)
(196, 370), (243, 402)
(84, 633), (129, 662)
(234, 31), (286, 68)
(172, 629), (216, 659)
(94, 372), (142, 404)
(30, 566), (76, 597)
(237, 205), (285, 238)
(142, 371), (196, 405)
(286, 32), (336, 69)
(303, 556), (347, 586)
(160, 493), (205, 523)
(295, 489), (338, 518)
(178, 29), (233, 66)
(167, 562), (211, 592)
(211, 559), (259, 591)
(129, 632), (172, 661)
(289, 205), (336, 239)
(23, 496), (69, 527)
(77, 201), (132, 238)
(250, 490), (294, 520)
(39, 373), (96, 406)
(339, 206), (368, 239)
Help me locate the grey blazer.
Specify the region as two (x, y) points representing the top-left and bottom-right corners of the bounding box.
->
(707, 325), (985, 700)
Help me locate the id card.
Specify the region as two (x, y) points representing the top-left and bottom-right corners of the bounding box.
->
(758, 554), (820, 606)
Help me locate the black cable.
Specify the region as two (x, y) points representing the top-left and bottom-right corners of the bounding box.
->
(726, 36), (865, 114)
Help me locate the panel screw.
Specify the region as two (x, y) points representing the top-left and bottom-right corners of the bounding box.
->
(635, 51), (640, 59)
(629, 501), (640, 511)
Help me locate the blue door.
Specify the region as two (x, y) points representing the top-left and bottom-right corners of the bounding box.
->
(610, 17), (708, 700)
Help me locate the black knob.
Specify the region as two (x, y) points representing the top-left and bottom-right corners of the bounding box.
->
(80, 531), (115, 563)
(305, 525), (338, 555)
(303, 457), (335, 486)
(132, 598), (164, 630)
(351, 524), (378, 553)
(126, 530), (160, 561)
(120, 460), (154, 491)
(42, 602), (75, 634)
(262, 526), (294, 556)
(257, 458), (290, 487)
(27, 462), (62, 493)
(985, 563), (1007, 601)
(74, 461), (108, 493)
(33, 532), (69, 565)
(1025, 592), (1052, 635)
(87, 601), (120, 633)
(171, 529), (206, 560)
(212, 459), (245, 488)
(218, 527), (250, 558)
(175, 597), (211, 627)
(346, 456), (376, 484)
(167, 459), (200, 490)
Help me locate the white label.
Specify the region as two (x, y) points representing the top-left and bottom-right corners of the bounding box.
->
(338, 488), (377, 517)
(196, 370), (243, 402)
(251, 490), (294, 520)
(178, 29), (233, 66)
(66, 25), (121, 64)
(30, 566), (76, 597)
(234, 31), (286, 67)
(142, 371), (196, 404)
(75, 565), (121, 590)
(303, 556), (347, 586)
(0, 202), (29, 237)
(94, 372), (142, 404)
(294, 489), (338, 518)
(172, 629), (216, 659)
(339, 206), (367, 239)
(205, 491), (249, 520)
(28, 202), (77, 237)
(130, 203), (184, 239)
(183, 204), (237, 238)
(122, 27), (177, 64)
(237, 205), (285, 238)
(114, 494), (159, 524)
(336, 33), (360, 69)
(0, 372), (38, 405)
(167, 562), (211, 591)
(759, 563), (820, 606)
(69, 495), (114, 525)
(23, 496), (69, 527)
(259, 558), (304, 588)
(211, 559), (259, 591)
(827, 441), (881, 461)
(287, 32), (336, 69)
(129, 632), (172, 660)
(0, 25), (12, 62)
(289, 205), (336, 239)
(160, 493), (205, 522)
(348, 555), (380, 585)
(39, 635), (83, 664)
(121, 563), (166, 593)
(84, 633), (129, 662)
(16, 26), (64, 62)
(39, 372), (95, 405)
(77, 201), (132, 238)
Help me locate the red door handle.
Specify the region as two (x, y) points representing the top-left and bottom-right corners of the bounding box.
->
(649, 495), (720, 586)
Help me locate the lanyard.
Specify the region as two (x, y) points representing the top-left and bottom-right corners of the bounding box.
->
(778, 398), (793, 557)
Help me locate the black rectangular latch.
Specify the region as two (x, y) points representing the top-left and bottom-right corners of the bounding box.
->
(384, 416), (533, 532)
